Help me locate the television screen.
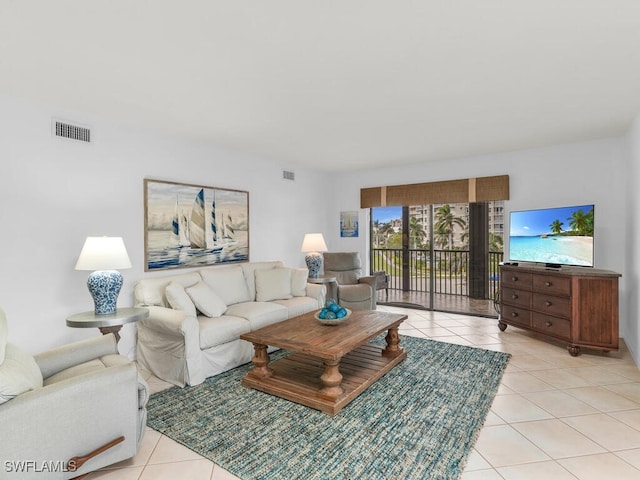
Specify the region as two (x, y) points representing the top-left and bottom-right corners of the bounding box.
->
(509, 204), (594, 267)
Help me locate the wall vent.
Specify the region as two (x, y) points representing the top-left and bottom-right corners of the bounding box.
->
(52, 118), (91, 143)
(282, 170), (295, 181)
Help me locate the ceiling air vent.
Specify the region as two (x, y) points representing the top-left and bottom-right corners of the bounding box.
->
(52, 118), (91, 143)
(282, 170), (295, 181)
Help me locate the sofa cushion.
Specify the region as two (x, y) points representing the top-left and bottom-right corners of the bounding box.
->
(255, 268), (292, 302)
(274, 297), (320, 318)
(225, 302), (288, 331)
(165, 282), (197, 317)
(241, 261), (284, 300)
(134, 272), (201, 308)
(185, 281), (227, 318)
(200, 266), (251, 306)
(0, 343), (44, 404)
(198, 315), (251, 349)
(291, 268), (308, 297)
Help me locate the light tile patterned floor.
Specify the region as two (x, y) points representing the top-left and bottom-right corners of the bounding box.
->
(86, 306), (640, 480)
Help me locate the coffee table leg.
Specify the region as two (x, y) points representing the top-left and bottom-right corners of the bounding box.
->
(248, 343), (273, 379)
(383, 326), (403, 357)
(319, 359), (343, 399)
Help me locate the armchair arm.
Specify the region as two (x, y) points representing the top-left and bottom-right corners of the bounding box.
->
(136, 305), (202, 387)
(137, 305), (199, 338)
(358, 275), (377, 288)
(35, 334), (118, 380)
(305, 282), (327, 308)
(359, 275), (379, 307)
(344, 276), (378, 309)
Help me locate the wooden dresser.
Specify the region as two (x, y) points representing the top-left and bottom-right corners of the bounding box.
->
(499, 264), (620, 356)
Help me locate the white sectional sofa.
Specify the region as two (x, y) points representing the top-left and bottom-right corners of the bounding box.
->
(134, 261), (326, 387)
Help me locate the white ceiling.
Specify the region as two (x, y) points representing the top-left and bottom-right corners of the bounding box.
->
(2, 1), (640, 172)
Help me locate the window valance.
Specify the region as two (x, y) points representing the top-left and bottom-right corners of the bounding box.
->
(360, 175), (509, 208)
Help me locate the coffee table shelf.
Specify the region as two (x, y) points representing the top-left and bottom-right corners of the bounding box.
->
(243, 343), (405, 415)
(240, 310), (407, 415)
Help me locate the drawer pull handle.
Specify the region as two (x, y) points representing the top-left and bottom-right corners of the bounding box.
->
(511, 312), (518, 317)
(545, 301), (552, 307)
(545, 281), (552, 287)
(546, 321), (552, 327)
(511, 294), (518, 299)
(512, 277), (518, 282)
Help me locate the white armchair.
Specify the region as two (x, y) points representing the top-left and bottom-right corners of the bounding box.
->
(0, 307), (148, 479)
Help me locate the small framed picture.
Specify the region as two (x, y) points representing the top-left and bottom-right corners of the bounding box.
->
(340, 211), (359, 237)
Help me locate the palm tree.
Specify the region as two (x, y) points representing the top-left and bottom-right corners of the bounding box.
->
(375, 222), (395, 247)
(434, 227), (450, 249)
(460, 227), (469, 249)
(372, 220), (381, 247)
(584, 208), (594, 235)
(569, 209), (593, 235)
(434, 204), (467, 250)
(379, 222), (395, 235)
(489, 233), (503, 252)
(550, 219), (564, 235)
(409, 216), (426, 248)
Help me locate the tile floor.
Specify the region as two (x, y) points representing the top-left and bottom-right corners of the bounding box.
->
(86, 306), (640, 479)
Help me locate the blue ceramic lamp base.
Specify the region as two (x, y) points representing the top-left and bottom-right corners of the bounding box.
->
(87, 270), (123, 315)
(305, 252), (323, 278)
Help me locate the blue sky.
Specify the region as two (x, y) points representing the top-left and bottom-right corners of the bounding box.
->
(510, 204), (593, 236)
(372, 206), (402, 223)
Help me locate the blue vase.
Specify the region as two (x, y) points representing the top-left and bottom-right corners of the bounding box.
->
(305, 253), (323, 278)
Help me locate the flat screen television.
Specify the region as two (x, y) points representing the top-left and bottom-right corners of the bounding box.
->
(508, 204), (595, 267)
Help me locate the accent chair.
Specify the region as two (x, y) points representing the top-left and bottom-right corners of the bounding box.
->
(322, 252), (378, 310)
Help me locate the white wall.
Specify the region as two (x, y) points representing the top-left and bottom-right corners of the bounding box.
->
(2, 93), (636, 365)
(330, 138), (634, 362)
(625, 114), (640, 364)
(0, 95), (330, 357)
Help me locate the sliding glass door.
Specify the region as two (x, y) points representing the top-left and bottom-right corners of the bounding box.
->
(370, 201), (504, 317)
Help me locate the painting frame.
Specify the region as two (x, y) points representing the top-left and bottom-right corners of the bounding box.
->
(144, 179), (249, 271)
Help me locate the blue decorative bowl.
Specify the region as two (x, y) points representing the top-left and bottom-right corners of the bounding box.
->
(314, 308), (352, 325)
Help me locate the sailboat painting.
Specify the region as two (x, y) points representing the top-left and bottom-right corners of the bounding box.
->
(144, 179), (249, 271)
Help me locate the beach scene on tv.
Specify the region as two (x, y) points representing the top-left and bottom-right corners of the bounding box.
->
(509, 205), (594, 267)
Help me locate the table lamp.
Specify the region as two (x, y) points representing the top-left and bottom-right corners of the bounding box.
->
(300, 233), (328, 278)
(75, 236), (132, 315)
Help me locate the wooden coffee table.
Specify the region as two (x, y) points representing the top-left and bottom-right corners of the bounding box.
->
(240, 309), (407, 415)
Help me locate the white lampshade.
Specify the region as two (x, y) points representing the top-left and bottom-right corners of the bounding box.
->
(75, 237), (132, 315)
(75, 237), (132, 271)
(300, 233), (328, 253)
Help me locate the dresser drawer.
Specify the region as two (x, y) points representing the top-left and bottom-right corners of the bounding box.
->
(533, 274), (571, 296)
(501, 304), (531, 328)
(532, 313), (570, 340)
(501, 287), (531, 308)
(502, 271), (532, 289)
(532, 293), (571, 318)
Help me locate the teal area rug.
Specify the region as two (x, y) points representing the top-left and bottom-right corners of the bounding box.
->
(147, 336), (510, 480)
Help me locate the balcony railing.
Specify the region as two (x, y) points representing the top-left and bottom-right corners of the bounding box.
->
(371, 248), (503, 300)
